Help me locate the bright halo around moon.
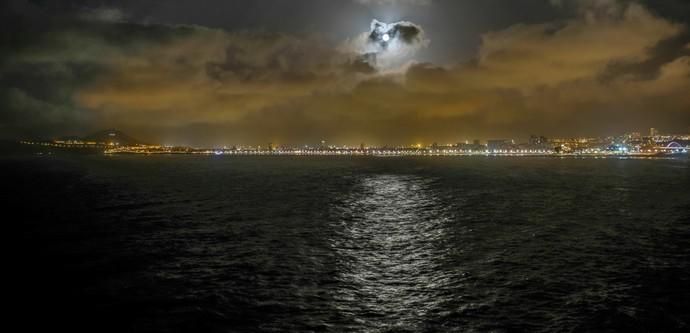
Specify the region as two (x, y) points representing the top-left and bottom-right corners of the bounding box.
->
(382, 33), (390, 42)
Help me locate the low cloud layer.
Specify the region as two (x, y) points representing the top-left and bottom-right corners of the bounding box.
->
(1, 0), (689, 145)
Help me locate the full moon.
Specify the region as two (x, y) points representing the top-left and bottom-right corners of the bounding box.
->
(382, 33), (390, 42)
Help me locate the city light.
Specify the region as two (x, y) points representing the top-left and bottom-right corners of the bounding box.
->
(19, 128), (690, 158)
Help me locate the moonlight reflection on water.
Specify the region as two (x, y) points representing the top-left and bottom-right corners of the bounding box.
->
(6, 156), (689, 332)
(331, 175), (457, 330)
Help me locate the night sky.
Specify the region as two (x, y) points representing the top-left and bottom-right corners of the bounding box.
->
(2, 0), (690, 146)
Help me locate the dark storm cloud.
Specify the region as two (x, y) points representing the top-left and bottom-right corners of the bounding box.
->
(635, 0), (690, 24)
(1, 0), (689, 145)
(0, 0), (209, 138)
(600, 28), (690, 82)
(205, 35), (350, 84)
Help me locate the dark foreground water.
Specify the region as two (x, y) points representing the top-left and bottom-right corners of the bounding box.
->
(4, 155), (690, 332)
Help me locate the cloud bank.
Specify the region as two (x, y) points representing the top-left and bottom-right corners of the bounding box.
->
(1, 0), (689, 146)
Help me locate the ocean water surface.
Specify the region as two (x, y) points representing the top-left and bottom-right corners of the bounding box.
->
(5, 155), (690, 332)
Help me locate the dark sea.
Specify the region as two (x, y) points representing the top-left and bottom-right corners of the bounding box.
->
(4, 154), (690, 332)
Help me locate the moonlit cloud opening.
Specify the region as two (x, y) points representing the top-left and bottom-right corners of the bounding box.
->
(343, 19), (428, 71)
